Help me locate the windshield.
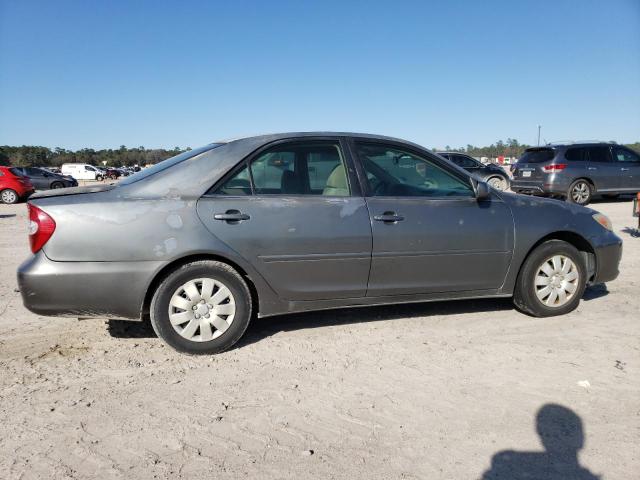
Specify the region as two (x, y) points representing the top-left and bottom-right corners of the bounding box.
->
(518, 148), (555, 164)
(118, 143), (223, 186)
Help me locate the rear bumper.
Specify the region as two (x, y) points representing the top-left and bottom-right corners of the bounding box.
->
(511, 178), (571, 196)
(17, 252), (165, 319)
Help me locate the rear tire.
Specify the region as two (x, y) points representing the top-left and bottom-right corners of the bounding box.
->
(513, 240), (587, 317)
(1, 189), (19, 204)
(487, 175), (509, 191)
(567, 179), (592, 205)
(150, 260), (252, 354)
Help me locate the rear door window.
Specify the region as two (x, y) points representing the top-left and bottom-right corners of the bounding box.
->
(587, 146), (612, 163)
(213, 141), (350, 197)
(564, 148), (588, 162)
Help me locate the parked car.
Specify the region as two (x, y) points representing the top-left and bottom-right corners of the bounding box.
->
(18, 133), (622, 354)
(0, 166), (34, 204)
(13, 167), (78, 190)
(61, 163), (104, 181)
(436, 152), (510, 191)
(510, 142), (640, 205)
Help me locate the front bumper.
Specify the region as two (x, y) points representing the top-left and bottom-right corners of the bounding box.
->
(590, 232), (622, 284)
(17, 252), (165, 319)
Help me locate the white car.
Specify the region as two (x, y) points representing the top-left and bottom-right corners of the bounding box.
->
(61, 163), (104, 181)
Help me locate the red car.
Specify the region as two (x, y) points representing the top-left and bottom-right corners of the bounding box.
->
(0, 166), (35, 204)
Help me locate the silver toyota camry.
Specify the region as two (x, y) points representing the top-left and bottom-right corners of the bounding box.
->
(18, 133), (622, 354)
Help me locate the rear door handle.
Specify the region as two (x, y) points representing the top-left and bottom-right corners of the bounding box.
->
(214, 210), (250, 222)
(373, 212), (404, 223)
(621, 168), (630, 171)
(587, 167), (598, 171)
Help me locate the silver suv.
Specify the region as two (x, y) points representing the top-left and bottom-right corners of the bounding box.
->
(511, 142), (640, 205)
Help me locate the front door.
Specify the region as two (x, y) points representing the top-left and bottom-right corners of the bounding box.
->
(197, 138), (372, 301)
(611, 146), (640, 191)
(352, 140), (514, 296)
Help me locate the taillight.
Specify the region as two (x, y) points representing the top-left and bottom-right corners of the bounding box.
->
(542, 163), (567, 172)
(28, 204), (56, 253)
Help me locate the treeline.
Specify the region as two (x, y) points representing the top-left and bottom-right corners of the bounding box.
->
(0, 145), (190, 167)
(2, 141), (639, 168)
(439, 139), (640, 158)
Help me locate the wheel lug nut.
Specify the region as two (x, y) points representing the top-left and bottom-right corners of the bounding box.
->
(195, 314), (200, 319)
(205, 314), (210, 318)
(192, 306), (197, 310)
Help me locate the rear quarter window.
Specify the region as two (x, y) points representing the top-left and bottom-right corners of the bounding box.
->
(564, 147), (588, 162)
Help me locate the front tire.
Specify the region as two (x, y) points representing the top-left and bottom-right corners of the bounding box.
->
(150, 260), (252, 354)
(95, 175), (104, 182)
(1, 189), (19, 204)
(513, 240), (587, 317)
(567, 179), (592, 205)
(51, 181), (64, 189)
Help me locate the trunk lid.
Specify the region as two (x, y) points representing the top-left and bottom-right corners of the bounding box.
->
(29, 184), (116, 199)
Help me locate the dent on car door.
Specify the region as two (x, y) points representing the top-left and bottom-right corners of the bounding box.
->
(196, 139), (372, 301)
(353, 141), (514, 296)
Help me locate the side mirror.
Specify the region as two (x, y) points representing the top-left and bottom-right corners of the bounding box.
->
(472, 179), (491, 201)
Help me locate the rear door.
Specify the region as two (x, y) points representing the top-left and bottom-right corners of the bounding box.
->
(25, 167), (48, 189)
(197, 138), (372, 301)
(586, 146), (621, 191)
(352, 140), (514, 296)
(611, 146), (640, 191)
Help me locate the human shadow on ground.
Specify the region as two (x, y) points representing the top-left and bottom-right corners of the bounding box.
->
(482, 404), (600, 480)
(621, 227), (640, 238)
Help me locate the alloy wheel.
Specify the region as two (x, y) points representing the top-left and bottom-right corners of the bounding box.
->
(487, 176), (507, 191)
(168, 278), (236, 342)
(570, 182), (590, 204)
(534, 255), (579, 307)
(1, 190), (18, 204)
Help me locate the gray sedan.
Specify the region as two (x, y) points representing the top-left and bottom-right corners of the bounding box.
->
(18, 133), (622, 354)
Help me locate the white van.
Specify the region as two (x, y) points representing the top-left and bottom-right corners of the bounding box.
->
(61, 163), (104, 181)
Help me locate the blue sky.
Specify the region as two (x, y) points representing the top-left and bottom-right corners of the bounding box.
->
(1, 0), (639, 150)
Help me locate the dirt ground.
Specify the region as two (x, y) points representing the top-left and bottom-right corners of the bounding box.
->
(0, 197), (638, 479)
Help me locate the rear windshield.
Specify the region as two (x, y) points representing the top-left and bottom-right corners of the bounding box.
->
(9, 167), (25, 177)
(518, 148), (555, 164)
(118, 143), (223, 186)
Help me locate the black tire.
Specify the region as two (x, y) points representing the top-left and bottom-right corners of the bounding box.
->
(566, 179), (592, 205)
(51, 181), (64, 189)
(1, 188), (19, 204)
(95, 175), (104, 182)
(486, 175), (509, 191)
(150, 260), (252, 354)
(513, 240), (587, 317)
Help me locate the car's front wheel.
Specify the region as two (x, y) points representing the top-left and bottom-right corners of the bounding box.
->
(1, 188), (19, 204)
(513, 240), (587, 317)
(567, 179), (592, 205)
(150, 260), (253, 354)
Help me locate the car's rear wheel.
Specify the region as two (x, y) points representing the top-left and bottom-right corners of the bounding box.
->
(1, 189), (19, 204)
(487, 175), (509, 191)
(567, 179), (592, 205)
(51, 181), (64, 189)
(150, 260), (252, 354)
(513, 240), (587, 317)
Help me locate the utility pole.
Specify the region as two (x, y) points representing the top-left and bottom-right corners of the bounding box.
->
(537, 125), (542, 146)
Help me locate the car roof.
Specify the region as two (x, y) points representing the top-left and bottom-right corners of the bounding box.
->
(218, 131), (426, 150)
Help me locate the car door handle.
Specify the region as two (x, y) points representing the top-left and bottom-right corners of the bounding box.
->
(587, 167), (598, 171)
(373, 212), (404, 223)
(214, 210), (250, 222)
(620, 168), (630, 171)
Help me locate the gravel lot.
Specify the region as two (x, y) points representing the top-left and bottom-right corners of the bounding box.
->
(0, 197), (638, 479)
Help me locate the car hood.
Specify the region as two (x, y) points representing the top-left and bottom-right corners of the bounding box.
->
(500, 190), (595, 215)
